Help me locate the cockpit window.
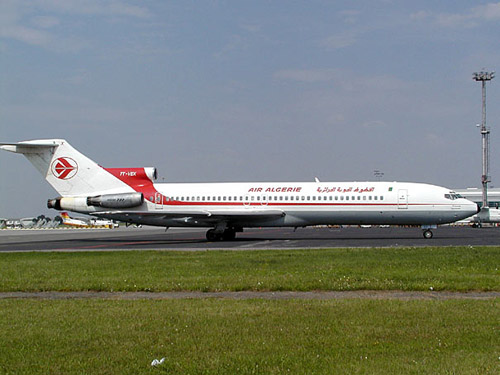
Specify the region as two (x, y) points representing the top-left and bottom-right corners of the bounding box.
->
(444, 192), (462, 200)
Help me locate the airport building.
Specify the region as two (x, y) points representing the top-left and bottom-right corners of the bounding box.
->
(455, 187), (500, 208)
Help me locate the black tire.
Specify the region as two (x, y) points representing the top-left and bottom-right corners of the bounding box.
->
(206, 229), (221, 241)
(423, 230), (433, 239)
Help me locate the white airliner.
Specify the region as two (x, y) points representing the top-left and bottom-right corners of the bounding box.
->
(0, 139), (478, 240)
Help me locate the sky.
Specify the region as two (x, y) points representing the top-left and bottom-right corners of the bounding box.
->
(1, 0), (500, 218)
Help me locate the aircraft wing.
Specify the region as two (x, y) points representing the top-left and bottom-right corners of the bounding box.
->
(91, 208), (285, 225)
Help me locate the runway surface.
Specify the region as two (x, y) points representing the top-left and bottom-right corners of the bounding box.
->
(1, 225), (500, 252)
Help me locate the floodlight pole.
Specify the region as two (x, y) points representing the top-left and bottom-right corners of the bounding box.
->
(473, 71), (495, 210)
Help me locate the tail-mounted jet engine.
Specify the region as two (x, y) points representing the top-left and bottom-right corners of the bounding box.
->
(86, 192), (144, 208)
(48, 192), (144, 210)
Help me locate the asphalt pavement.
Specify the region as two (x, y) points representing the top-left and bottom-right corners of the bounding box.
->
(1, 225), (500, 252)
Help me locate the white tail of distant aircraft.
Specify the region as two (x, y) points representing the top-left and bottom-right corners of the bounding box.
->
(1, 139), (478, 240)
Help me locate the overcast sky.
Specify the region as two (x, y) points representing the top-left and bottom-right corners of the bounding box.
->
(1, 0), (500, 218)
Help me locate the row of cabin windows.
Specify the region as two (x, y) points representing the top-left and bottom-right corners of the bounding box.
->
(160, 195), (385, 202)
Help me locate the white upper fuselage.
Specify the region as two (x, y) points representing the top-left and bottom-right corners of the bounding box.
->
(80, 180), (478, 228)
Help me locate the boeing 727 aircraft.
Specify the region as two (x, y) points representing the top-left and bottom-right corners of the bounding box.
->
(1, 139), (478, 240)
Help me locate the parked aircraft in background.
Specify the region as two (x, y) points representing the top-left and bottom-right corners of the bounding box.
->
(60, 212), (89, 227)
(60, 212), (117, 228)
(1, 139), (479, 239)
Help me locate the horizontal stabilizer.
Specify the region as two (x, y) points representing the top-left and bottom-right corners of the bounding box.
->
(0, 140), (60, 153)
(0, 139), (129, 196)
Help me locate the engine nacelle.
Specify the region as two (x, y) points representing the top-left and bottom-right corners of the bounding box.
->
(87, 192), (144, 208)
(47, 197), (88, 211)
(144, 167), (157, 181)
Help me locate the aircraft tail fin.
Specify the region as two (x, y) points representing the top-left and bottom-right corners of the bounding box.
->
(0, 139), (126, 196)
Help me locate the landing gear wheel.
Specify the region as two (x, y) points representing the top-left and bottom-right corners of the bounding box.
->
(206, 229), (221, 241)
(423, 229), (433, 239)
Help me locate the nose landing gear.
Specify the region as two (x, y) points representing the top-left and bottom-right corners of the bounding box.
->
(421, 225), (436, 239)
(422, 229), (433, 239)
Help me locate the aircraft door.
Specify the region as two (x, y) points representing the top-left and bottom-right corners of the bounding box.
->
(397, 189), (408, 209)
(155, 192), (163, 210)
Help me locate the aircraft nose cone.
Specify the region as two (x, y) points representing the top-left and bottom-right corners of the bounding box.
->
(476, 204), (481, 213)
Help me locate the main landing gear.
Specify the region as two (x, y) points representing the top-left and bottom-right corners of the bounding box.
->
(206, 227), (238, 241)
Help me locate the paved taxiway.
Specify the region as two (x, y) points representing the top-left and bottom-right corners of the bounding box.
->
(1, 226), (500, 252)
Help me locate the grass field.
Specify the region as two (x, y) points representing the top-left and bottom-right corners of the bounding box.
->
(0, 299), (498, 374)
(0, 246), (498, 374)
(0, 246), (498, 292)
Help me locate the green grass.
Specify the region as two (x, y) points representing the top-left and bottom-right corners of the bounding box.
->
(0, 247), (498, 292)
(0, 299), (498, 375)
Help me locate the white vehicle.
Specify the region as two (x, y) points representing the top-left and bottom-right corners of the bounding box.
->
(1, 139), (478, 240)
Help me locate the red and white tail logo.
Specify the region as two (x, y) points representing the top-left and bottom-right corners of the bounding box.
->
(51, 157), (78, 180)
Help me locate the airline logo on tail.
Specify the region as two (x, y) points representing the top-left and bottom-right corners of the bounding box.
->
(51, 157), (78, 180)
